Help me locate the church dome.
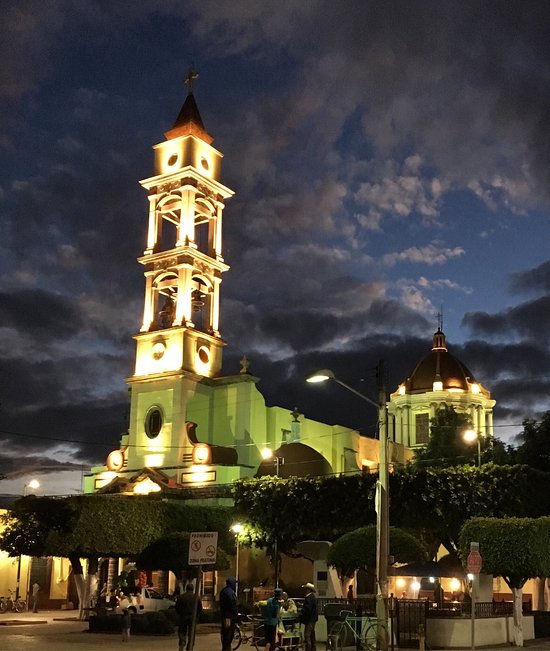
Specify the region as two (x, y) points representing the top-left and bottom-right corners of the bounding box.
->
(404, 329), (476, 394)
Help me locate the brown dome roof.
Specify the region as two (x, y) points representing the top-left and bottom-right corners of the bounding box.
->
(405, 329), (475, 394)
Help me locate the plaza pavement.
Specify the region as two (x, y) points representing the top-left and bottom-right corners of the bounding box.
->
(1, 611), (550, 650)
(0, 610), (220, 651)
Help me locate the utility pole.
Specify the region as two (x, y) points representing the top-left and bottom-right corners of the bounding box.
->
(376, 360), (389, 651)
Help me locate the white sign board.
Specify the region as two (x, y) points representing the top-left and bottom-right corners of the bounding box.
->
(188, 531), (218, 566)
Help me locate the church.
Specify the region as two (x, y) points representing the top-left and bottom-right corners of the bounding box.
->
(83, 77), (495, 498)
(0, 77), (499, 608)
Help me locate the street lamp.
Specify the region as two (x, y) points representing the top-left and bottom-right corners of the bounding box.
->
(17, 480), (41, 600)
(24, 479), (40, 496)
(306, 366), (390, 651)
(261, 447), (284, 588)
(463, 430), (481, 467)
(231, 523), (244, 597)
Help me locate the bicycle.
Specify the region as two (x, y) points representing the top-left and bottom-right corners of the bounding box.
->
(0, 590), (28, 614)
(233, 613), (265, 650)
(326, 609), (377, 651)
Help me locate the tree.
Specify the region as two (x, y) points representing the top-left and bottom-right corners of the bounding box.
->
(414, 405), (477, 466)
(490, 438), (516, 465)
(0, 495), (233, 619)
(233, 466), (550, 558)
(234, 474), (378, 550)
(459, 517), (550, 647)
(137, 531), (230, 593)
(328, 526), (428, 576)
(515, 412), (550, 471)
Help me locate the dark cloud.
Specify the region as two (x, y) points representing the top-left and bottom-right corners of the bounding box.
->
(0, 289), (83, 340)
(0, 456), (89, 481)
(463, 296), (550, 343)
(461, 340), (550, 380)
(0, 394), (126, 466)
(510, 261), (550, 294)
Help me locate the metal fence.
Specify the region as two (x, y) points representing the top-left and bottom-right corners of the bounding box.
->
(395, 599), (429, 648)
(428, 600), (523, 618)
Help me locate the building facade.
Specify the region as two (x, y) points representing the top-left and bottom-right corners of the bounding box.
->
(84, 83), (400, 498)
(387, 327), (495, 448)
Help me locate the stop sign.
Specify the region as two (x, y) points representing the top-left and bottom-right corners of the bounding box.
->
(467, 550), (482, 574)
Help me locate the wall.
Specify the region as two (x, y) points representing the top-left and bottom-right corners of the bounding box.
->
(0, 550), (30, 600)
(427, 615), (534, 648)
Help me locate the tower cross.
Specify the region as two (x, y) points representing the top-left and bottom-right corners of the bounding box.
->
(184, 68), (199, 94)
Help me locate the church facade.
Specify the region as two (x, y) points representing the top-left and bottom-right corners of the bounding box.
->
(84, 83), (396, 497)
(83, 82), (495, 499)
(387, 327), (495, 449)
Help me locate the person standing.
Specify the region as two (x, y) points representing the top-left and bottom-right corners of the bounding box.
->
(31, 582), (39, 613)
(434, 580), (444, 607)
(219, 577), (238, 651)
(300, 582), (318, 651)
(347, 584), (354, 604)
(263, 587), (282, 651)
(176, 583), (202, 651)
(121, 608), (131, 642)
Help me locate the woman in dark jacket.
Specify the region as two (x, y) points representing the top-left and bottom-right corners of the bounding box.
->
(220, 577), (238, 651)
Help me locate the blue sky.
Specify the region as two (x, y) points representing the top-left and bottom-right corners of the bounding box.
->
(2, 1), (550, 494)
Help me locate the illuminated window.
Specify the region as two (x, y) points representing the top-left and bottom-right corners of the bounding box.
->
(145, 407), (163, 439)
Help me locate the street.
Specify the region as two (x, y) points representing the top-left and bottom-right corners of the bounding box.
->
(0, 611), (220, 651)
(2, 611), (550, 650)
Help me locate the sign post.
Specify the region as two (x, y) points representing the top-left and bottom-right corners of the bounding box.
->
(467, 542), (482, 651)
(188, 532), (218, 651)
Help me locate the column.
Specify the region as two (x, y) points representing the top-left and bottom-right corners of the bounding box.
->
(140, 272), (155, 331)
(210, 277), (221, 335)
(487, 410), (494, 440)
(215, 203), (224, 260)
(396, 408), (403, 445)
(403, 406), (410, 447)
(145, 195), (158, 253)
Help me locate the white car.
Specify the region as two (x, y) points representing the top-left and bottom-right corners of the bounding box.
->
(118, 587), (174, 613)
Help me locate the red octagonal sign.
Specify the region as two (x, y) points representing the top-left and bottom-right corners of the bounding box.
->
(467, 550), (482, 574)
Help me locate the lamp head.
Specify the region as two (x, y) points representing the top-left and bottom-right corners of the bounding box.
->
(463, 429), (478, 443)
(306, 369), (335, 384)
(231, 523), (244, 534)
(261, 447), (274, 460)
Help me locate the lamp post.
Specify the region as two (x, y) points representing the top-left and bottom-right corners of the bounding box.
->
(463, 430), (481, 467)
(231, 523), (244, 596)
(306, 365), (389, 651)
(261, 448), (284, 588)
(24, 479), (40, 496)
(17, 479), (40, 600)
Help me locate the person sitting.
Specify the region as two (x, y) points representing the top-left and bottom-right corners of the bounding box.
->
(280, 592), (298, 628)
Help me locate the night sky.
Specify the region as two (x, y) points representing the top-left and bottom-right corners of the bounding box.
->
(2, 1), (550, 495)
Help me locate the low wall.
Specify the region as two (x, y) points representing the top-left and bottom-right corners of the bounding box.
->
(427, 615), (534, 648)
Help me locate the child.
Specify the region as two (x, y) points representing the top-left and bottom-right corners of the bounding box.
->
(121, 608), (131, 642)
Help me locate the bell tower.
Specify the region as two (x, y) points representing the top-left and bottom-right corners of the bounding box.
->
(136, 71), (233, 379)
(121, 73), (234, 477)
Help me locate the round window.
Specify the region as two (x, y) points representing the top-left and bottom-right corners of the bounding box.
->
(200, 157), (209, 170)
(198, 346), (210, 364)
(145, 407), (163, 439)
(167, 153), (178, 166)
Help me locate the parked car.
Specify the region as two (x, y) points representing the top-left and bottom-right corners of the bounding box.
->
(118, 587), (174, 613)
